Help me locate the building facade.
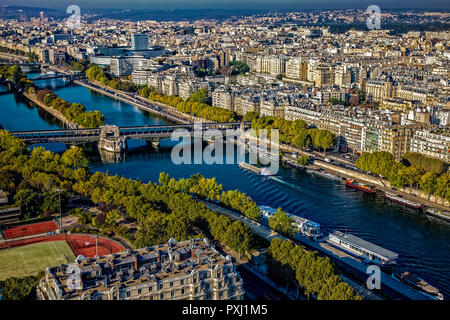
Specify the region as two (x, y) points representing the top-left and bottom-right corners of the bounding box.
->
(37, 238), (245, 301)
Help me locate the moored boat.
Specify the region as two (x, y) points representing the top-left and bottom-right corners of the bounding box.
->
(384, 192), (422, 209)
(311, 169), (341, 181)
(345, 179), (376, 193)
(392, 271), (444, 300)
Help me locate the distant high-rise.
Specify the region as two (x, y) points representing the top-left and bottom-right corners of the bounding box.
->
(131, 33), (149, 51)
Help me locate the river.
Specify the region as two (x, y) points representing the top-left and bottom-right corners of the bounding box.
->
(0, 75), (449, 298)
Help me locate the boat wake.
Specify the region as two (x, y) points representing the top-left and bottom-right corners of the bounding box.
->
(268, 176), (304, 192)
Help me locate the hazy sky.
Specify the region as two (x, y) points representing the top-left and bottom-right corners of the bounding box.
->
(3, 0), (450, 10)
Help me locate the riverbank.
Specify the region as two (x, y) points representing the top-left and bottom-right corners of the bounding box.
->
(201, 201), (401, 300)
(314, 160), (450, 215)
(74, 79), (194, 124)
(22, 92), (80, 129)
(76, 77), (450, 219)
(242, 133), (450, 218)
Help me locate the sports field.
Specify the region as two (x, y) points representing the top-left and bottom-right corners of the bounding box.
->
(0, 241), (76, 280)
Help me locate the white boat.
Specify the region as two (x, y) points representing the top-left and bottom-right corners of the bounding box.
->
(258, 205), (321, 240)
(311, 169), (342, 181)
(384, 192), (422, 209)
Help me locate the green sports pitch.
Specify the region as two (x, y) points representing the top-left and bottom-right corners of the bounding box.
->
(0, 241), (76, 280)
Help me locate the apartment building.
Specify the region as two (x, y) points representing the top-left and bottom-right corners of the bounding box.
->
(37, 238), (245, 301)
(259, 97), (285, 118)
(379, 125), (418, 160)
(48, 49), (67, 65)
(234, 94), (261, 116)
(314, 65), (334, 88)
(212, 88), (234, 111)
(410, 129), (450, 162)
(285, 58), (308, 81)
(254, 55), (286, 76)
(162, 75), (179, 96)
(131, 34), (149, 51)
(317, 87), (346, 103)
(334, 65), (351, 88)
(362, 76), (395, 102)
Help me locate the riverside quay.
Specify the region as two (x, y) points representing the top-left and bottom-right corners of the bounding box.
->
(37, 238), (245, 300)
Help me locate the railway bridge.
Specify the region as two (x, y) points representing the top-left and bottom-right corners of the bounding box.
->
(11, 122), (251, 152)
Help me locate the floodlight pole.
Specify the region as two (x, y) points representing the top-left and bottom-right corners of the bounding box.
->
(54, 188), (63, 234)
(92, 235), (98, 258)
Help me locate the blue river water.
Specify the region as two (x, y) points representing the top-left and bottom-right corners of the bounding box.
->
(0, 76), (449, 298)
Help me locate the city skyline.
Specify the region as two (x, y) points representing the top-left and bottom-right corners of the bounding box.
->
(2, 0), (450, 10)
(0, 4), (448, 305)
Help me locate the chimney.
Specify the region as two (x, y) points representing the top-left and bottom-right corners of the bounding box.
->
(133, 254), (138, 270)
(191, 248), (195, 260)
(156, 250), (161, 262)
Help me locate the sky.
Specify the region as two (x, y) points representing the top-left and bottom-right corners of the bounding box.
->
(2, 0), (450, 10)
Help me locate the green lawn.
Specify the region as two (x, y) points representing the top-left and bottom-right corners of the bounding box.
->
(0, 241), (76, 280)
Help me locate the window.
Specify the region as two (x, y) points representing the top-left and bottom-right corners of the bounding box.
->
(180, 279), (184, 285)
(181, 288), (185, 295)
(170, 281), (173, 287)
(148, 286), (152, 292)
(126, 291), (131, 297)
(171, 290), (175, 298)
(160, 293), (164, 300)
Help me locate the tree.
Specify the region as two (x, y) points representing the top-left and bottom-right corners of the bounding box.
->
(40, 191), (61, 214)
(229, 61), (250, 75)
(188, 89), (207, 104)
(312, 130), (336, 155)
(434, 173), (449, 201)
(297, 155), (310, 166)
(159, 172), (170, 186)
(403, 152), (446, 175)
(318, 275), (361, 300)
(7, 65), (23, 84)
(65, 103), (86, 122)
(190, 177), (223, 200)
(0, 273), (43, 300)
(268, 208), (296, 237)
(292, 131), (311, 150)
(420, 172), (438, 198)
(61, 147), (89, 169)
(224, 220), (252, 256)
(356, 151), (396, 178)
(243, 112), (259, 122)
(14, 189), (39, 216)
(140, 86), (149, 98)
(328, 97), (341, 105)
(105, 209), (121, 225)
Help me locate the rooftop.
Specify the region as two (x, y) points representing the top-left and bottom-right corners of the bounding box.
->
(331, 231), (398, 261)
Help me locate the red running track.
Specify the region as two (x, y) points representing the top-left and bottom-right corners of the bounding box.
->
(2, 221), (59, 240)
(0, 234), (125, 258)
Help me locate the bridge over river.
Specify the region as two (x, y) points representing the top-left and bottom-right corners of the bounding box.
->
(11, 122), (251, 152)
